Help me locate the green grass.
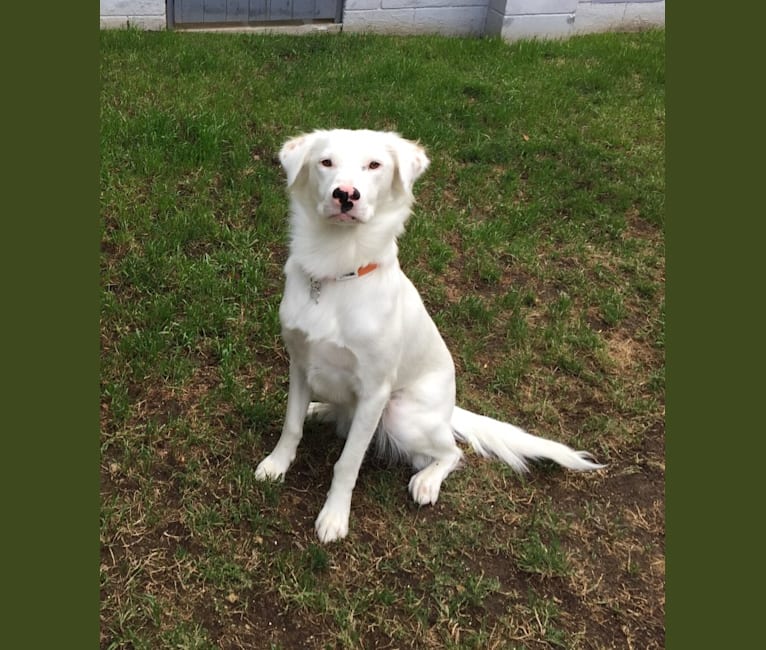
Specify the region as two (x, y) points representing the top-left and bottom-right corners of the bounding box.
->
(101, 28), (665, 649)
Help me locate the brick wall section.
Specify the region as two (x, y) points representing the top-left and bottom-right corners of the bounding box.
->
(100, 1), (665, 38)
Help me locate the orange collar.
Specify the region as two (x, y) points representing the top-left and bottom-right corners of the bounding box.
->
(335, 263), (379, 281)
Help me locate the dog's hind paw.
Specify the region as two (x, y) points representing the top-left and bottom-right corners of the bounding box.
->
(408, 464), (444, 505)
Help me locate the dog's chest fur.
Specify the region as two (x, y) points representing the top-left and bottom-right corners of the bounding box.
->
(279, 262), (402, 402)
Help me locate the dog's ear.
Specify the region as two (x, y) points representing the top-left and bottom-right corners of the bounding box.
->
(388, 134), (430, 196)
(279, 132), (318, 187)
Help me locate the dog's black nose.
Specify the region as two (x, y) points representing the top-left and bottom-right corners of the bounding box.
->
(332, 186), (361, 213)
(332, 187), (361, 202)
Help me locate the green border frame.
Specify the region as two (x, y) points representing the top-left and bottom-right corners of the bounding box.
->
(3, 4), (98, 646)
(666, 1), (764, 647)
(6, 0), (759, 644)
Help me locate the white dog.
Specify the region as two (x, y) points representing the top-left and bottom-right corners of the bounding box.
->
(255, 129), (603, 543)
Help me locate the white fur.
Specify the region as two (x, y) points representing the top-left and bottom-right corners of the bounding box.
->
(255, 129), (603, 543)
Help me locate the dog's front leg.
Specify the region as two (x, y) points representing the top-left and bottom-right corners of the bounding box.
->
(315, 386), (390, 543)
(255, 360), (311, 481)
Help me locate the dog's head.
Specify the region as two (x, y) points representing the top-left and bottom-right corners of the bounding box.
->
(279, 129), (430, 225)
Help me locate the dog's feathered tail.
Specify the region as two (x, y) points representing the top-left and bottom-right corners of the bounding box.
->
(451, 406), (604, 473)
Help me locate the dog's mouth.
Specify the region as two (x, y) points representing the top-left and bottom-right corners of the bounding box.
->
(328, 212), (359, 224)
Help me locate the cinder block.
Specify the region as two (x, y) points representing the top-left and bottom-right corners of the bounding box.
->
(100, 14), (165, 29)
(342, 9), (417, 33)
(413, 6), (488, 35)
(621, 0), (665, 18)
(346, 4), (487, 36)
(100, 15), (129, 29)
(495, 13), (575, 40)
(343, 0), (382, 10)
(100, 0), (165, 16)
(503, 0), (578, 15)
(383, 0), (482, 8)
(127, 15), (166, 30)
(573, 1), (665, 33)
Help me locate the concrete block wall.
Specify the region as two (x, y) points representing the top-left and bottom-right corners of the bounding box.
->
(100, 0), (166, 30)
(484, 0), (578, 41)
(342, 0), (664, 39)
(343, 1), (488, 36)
(573, 1), (666, 36)
(100, 1), (665, 39)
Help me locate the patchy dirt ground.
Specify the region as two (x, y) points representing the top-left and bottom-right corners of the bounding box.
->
(101, 309), (664, 649)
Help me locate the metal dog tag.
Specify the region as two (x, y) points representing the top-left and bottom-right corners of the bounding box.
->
(309, 278), (322, 303)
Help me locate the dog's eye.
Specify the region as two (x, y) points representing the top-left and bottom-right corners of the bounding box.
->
(368, 161), (381, 170)
(320, 159), (333, 167)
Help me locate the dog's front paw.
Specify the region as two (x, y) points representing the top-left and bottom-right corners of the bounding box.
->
(315, 502), (350, 543)
(254, 454), (289, 482)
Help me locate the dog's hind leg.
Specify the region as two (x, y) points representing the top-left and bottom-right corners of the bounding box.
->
(307, 402), (336, 422)
(381, 390), (463, 505)
(307, 402), (353, 439)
